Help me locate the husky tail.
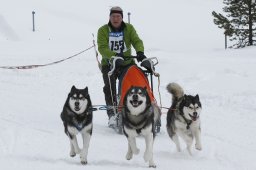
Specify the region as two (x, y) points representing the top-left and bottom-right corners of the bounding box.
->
(166, 83), (184, 101)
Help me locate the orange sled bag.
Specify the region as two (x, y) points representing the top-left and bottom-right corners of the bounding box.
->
(118, 65), (155, 109)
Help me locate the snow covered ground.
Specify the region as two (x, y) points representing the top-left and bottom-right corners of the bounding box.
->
(0, 0), (256, 169)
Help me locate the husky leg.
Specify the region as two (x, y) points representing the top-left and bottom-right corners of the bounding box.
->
(80, 132), (91, 165)
(144, 133), (153, 162)
(69, 135), (81, 155)
(193, 127), (202, 150)
(69, 140), (76, 157)
(128, 137), (140, 155)
(126, 142), (133, 160)
(180, 133), (193, 155)
(186, 142), (193, 156)
(171, 134), (181, 152)
(144, 133), (156, 168)
(167, 126), (181, 152)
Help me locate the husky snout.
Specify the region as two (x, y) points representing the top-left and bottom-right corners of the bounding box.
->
(193, 112), (197, 117)
(75, 101), (80, 107)
(132, 94), (138, 100)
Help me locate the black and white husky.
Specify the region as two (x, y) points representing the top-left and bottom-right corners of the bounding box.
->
(122, 86), (160, 168)
(166, 83), (202, 155)
(60, 86), (93, 165)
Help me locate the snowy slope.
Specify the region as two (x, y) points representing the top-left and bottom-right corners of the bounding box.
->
(1, 0), (256, 170)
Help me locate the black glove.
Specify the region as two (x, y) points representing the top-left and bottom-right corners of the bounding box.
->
(136, 51), (146, 62)
(141, 59), (154, 73)
(115, 57), (124, 69)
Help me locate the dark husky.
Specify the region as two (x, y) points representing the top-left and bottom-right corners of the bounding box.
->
(60, 86), (93, 165)
(122, 86), (160, 168)
(166, 83), (202, 155)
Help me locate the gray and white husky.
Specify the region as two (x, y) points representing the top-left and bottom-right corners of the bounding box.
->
(122, 86), (161, 168)
(166, 83), (202, 155)
(60, 86), (93, 165)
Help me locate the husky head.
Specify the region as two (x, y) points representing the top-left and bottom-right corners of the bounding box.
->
(181, 94), (202, 121)
(67, 86), (91, 114)
(124, 86), (150, 116)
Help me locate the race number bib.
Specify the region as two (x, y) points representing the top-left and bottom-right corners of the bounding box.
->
(109, 32), (127, 53)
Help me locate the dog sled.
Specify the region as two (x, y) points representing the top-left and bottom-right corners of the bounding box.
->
(108, 56), (161, 134)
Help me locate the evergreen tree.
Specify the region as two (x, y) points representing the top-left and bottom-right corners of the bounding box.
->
(212, 0), (256, 48)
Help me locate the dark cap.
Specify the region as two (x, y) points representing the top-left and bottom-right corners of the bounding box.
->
(110, 6), (123, 18)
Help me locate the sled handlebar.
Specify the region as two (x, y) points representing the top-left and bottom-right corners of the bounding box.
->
(124, 56), (159, 67)
(108, 56), (123, 76)
(108, 56), (159, 76)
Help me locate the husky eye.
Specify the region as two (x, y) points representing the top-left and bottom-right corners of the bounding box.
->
(189, 106), (194, 110)
(129, 92), (135, 95)
(81, 97), (86, 101)
(71, 97), (75, 100)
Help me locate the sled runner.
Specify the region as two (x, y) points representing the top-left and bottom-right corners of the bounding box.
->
(108, 56), (161, 134)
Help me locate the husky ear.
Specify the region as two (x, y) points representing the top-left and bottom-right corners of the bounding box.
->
(71, 85), (76, 91)
(183, 94), (187, 99)
(84, 87), (88, 94)
(195, 94), (200, 100)
(143, 86), (147, 90)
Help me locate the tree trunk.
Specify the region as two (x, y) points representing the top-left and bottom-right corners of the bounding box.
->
(248, 1), (253, 45)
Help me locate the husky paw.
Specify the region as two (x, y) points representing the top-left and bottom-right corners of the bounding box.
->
(149, 161), (156, 168)
(144, 151), (152, 162)
(133, 148), (140, 155)
(80, 152), (88, 164)
(70, 152), (76, 157)
(126, 152), (133, 160)
(81, 160), (87, 165)
(195, 143), (202, 150)
(149, 164), (156, 168)
(70, 150), (76, 157)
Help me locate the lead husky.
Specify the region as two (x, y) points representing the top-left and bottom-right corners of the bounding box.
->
(60, 86), (93, 165)
(166, 83), (202, 155)
(122, 86), (160, 168)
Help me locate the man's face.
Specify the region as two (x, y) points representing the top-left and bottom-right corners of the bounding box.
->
(110, 13), (122, 29)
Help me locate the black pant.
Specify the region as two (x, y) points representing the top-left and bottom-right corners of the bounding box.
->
(101, 65), (117, 118)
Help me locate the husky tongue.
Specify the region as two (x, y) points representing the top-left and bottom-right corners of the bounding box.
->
(189, 114), (198, 121)
(75, 107), (80, 111)
(130, 100), (142, 107)
(130, 100), (138, 106)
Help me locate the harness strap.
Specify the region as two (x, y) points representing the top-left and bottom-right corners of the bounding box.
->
(157, 75), (162, 110)
(180, 114), (192, 129)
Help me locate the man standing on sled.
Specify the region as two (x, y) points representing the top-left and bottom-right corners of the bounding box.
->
(97, 6), (148, 128)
